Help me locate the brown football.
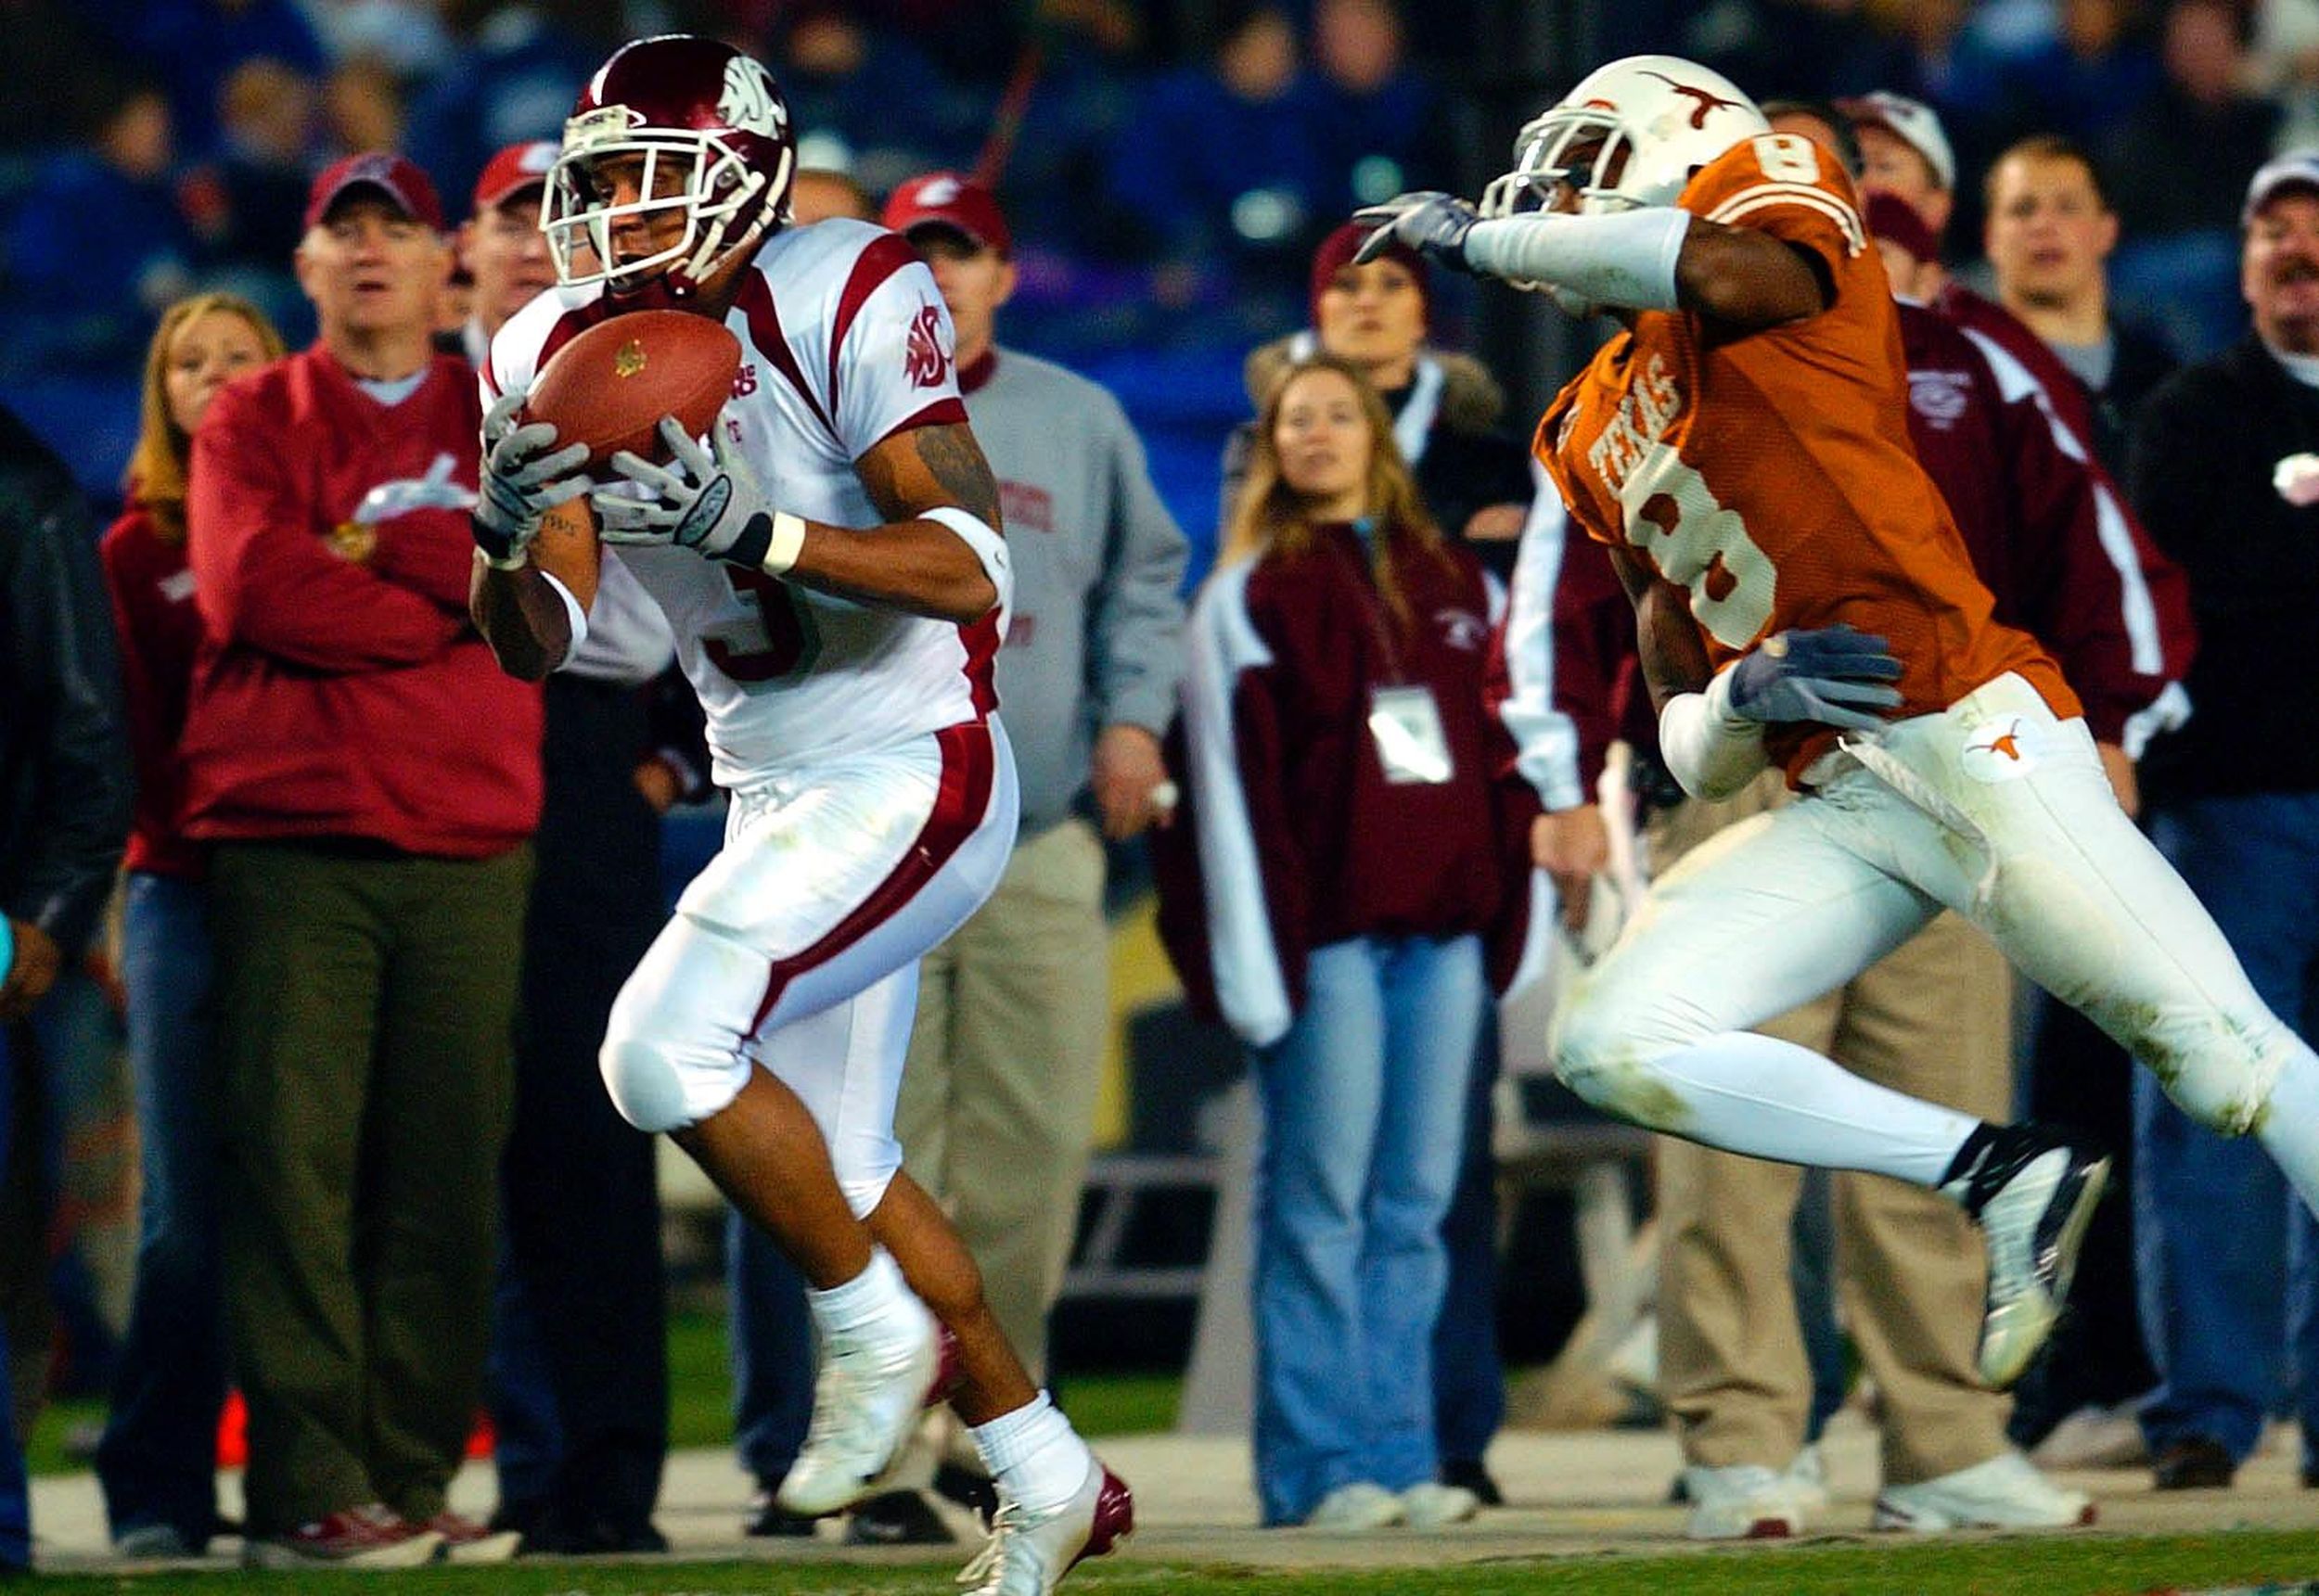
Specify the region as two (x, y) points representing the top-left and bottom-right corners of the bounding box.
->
(523, 309), (742, 472)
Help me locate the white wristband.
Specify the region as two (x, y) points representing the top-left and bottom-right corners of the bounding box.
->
(1658, 666), (1770, 802)
(761, 510), (806, 578)
(1467, 208), (1690, 312)
(477, 544), (531, 573)
(537, 568), (589, 671)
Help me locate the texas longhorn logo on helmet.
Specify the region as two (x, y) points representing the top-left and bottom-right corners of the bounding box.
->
(1638, 70), (1749, 130)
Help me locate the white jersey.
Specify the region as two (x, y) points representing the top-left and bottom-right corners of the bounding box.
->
(488, 219), (1005, 787)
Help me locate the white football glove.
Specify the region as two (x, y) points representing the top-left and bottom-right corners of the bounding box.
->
(474, 381), (592, 568)
(595, 417), (803, 575)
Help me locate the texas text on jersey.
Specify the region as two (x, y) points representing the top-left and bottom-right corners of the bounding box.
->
(1532, 132), (2076, 783)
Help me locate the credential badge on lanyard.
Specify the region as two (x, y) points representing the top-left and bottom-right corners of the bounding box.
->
(1368, 685), (1454, 785)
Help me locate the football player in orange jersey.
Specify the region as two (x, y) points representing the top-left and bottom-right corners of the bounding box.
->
(1357, 54), (2319, 1395)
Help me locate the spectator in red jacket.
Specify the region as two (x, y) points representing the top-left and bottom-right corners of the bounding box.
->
(94, 290), (283, 1560)
(178, 151), (542, 1569)
(1159, 351), (1532, 1532)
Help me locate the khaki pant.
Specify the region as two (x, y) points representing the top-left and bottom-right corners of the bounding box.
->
(211, 841), (529, 1533)
(1648, 772), (2013, 1486)
(895, 817), (1109, 1384)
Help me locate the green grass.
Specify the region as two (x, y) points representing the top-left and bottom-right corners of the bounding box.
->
(16, 1531), (2319, 1593)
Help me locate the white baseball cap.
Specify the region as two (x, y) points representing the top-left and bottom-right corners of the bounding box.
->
(2245, 148), (2319, 224)
(1839, 91), (1956, 193)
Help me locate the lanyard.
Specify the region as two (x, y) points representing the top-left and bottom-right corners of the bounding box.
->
(1328, 521), (1409, 685)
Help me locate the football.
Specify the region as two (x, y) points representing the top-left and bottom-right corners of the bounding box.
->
(523, 309), (741, 473)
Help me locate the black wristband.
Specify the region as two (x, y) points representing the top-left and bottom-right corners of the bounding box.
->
(720, 511), (775, 572)
(470, 511), (517, 562)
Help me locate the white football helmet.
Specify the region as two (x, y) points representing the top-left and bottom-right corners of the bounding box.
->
(1480, 55), (1768, 220)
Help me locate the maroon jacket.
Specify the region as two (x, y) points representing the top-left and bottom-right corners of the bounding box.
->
(181, 344), (542, 857)
(1541, 298), (2195, 781)
(99, 506), (206, 878)
(1896, 299), (2194, 746)
(1156, 521), (1536, 1045)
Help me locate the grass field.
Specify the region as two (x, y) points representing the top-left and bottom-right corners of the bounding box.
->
(12, 1532), (2319, 1594)
(28, 1313), (2319, 1594)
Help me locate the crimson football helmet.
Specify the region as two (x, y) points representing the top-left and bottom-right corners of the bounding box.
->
(543, 34), (797, 296)
(1480, 55), (1768, 221)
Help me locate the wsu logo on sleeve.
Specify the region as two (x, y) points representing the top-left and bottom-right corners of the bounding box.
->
(904, 301), (953, 389)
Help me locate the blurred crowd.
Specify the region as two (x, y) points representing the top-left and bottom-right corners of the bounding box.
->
(4, 0), (2316, 412)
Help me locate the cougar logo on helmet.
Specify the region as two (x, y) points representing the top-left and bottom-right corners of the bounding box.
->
(1480, 55), (1768, 223)
(718, 57), (784, 138)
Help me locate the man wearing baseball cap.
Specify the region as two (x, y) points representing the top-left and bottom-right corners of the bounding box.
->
(179, 147), (539, 1565)
(456, 140), (558, 368)
(723, 170), (1187, 1547)
(2115, 147), (2319, 1496)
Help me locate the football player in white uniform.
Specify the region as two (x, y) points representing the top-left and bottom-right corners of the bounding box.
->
(465, 35), (1129, 1593)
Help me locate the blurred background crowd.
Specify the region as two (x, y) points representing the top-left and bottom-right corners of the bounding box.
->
(0, 0), (2300, 571)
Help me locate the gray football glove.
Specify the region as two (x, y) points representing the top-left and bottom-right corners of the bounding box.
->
(594, 417), (768, 562)
(473, 382), (592, 567)
(1726, 624), (1904, 734)
(1352, 191), (1481, 274)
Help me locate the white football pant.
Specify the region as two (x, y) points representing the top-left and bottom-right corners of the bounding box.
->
(601, 721), (1018, 1216)
(1557, 672), (2312, 1189)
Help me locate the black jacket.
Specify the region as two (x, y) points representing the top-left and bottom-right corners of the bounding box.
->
(2085, 320), (2179, 481)
(2130, 336), (2319, 803)
(0, 405), (128, 956)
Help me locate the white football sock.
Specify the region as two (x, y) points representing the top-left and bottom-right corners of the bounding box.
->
(806, 1247), (922, 1350)
(2256, 1047), (2319, 1215)
(968, 1392), (1092, 1514)
(1622, 1030), (1980, 1187)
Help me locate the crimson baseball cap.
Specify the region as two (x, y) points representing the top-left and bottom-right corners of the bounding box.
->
(304, 150), (445, 232)
(473, 139), (558, 215)
(881, 172), (1012, 258)
(1838, 91), (1956, 193)
(2245, 148), (2319, 224)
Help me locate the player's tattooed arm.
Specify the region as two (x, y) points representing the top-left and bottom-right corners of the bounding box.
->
(785, 420), (1002, 624)
(878, 422), (1003, 532)
(470, 496), (600, 681)
(1608, 541), (1711, 713)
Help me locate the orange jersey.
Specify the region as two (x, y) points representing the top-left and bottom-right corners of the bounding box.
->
(1533, 134), (2075, 782)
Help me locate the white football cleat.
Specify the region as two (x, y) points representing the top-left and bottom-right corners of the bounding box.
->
(1941, 1127), (2109, 1389)
(1681, 1462), (1810, 1540)
(956, 1460), (1134, 1595)
(1873, 1449), (2095, 1531)
(775, 1308), (945, 1516)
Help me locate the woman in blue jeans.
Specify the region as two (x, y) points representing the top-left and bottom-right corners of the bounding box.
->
(1160, 353), (1537, 1529)
(93, 293), (283, 1556)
